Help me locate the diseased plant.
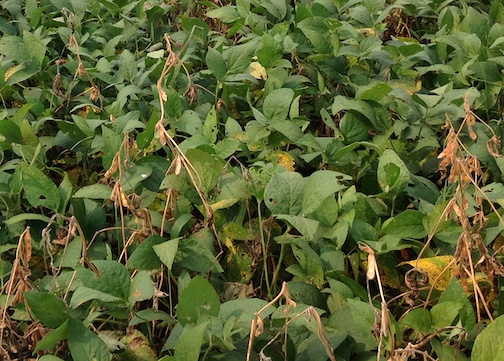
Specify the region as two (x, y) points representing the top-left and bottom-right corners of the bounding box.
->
(0, 1), (504, 360)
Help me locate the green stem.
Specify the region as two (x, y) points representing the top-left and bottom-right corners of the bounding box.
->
(257, 200), (271, 297)
(271, 241), (286, 295)
(201, 343), (212, 361)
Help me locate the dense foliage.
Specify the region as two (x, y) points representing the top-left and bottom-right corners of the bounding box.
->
(1, 0), (504, 360)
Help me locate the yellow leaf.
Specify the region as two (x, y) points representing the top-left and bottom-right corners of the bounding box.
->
(224, 236), (236, 254)
(403, 255), (456, 290)
(247, 61), (267, 80)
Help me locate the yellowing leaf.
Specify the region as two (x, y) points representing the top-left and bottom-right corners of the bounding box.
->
(388, 78), (422, 95)
(403, 255), (456, 290)
(265, 150), (295, 171)
(5, 64), (26, 81)
(210, 198), (240, 210)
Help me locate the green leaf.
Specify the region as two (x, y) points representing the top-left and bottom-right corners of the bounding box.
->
(77, 260), (130, 301)
(173, 321), (210, 361)
(68, 318), (112, 361)
(214, 137), (240, 159)
(24, 291), (68, 328)
(177, 276), (220, 325)
(462, 33), (482, 58)
(288, 281), (328, 311)
(34, 320), (69, 352)
(350, 219), (379, 242)
(73, 184), (113, 199)
(203, 106), (218, 144)
(297, 17), (330, 54)
(177, 110), (203, 136)
(219, 298), (271, 320)
(137, 110), (158, 149)
(120, 164), (152, 192)
(400, 308), (432, 333)
(470, 61), (502, 83)
(186, 148), (225, 194)
(332, 95), (376, 124)
(439, 278), (476, 332)
(431, 302), (463, 329)
(20, 118), (39, 146)
(129, 271), (154, 308)
(153, 238), (179, 271)
(114, 111), (145, 134)
(263, 88), (295, 122)
(381, 210), (427, 239)
(303, 170), (347, 214)
(223, 42), (255, 75)
(39, 356), (66, 361)
(206, 6), (240, 23)
(340, 112), (370, 142)
(270, 120), (303, 142)
(0, 120), (23, 144)
(264, 172), (304, 215)
(311, 195), (339, 227)
(460, 7), (491, 42)
(257, 0), (287, 20)
(69, 286), (124, 308)
(71, 198), (106, 241)
(0, 35), (27, 62)
(276, 215), (320, 242)
(289, 238), (325, 286)
(377, 149), (410, 195)
(175, 228), (222, 273)
(3, 213), (51, 226)
(130, 309), (174, 327)
(118, 49), (137, 83)
(472, 314), (504, 361)
(21, 162), (61, 211)
(245, 120), (271, 141)
(357, 83), (393, 102)
(23, 31), (46, 66)
(257, 33), (283, 67)
(58, 171), (73, 212)
(127, 235), (165, 270)
(327, 298), (377, 352)
(206, 48), (227, 82)
(181, 17), (209, 42)
(101, 125), (122, 170)
(431, 338), (468, 361)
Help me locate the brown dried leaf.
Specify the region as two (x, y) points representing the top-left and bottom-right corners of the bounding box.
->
(21, 228), (32, 264)
(89, 85), (101, 101)
(463, 93), (471, 114)
(254, 316), (264, 337)
(52, 73), (66, 97)
(487, 135), (502, 157)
